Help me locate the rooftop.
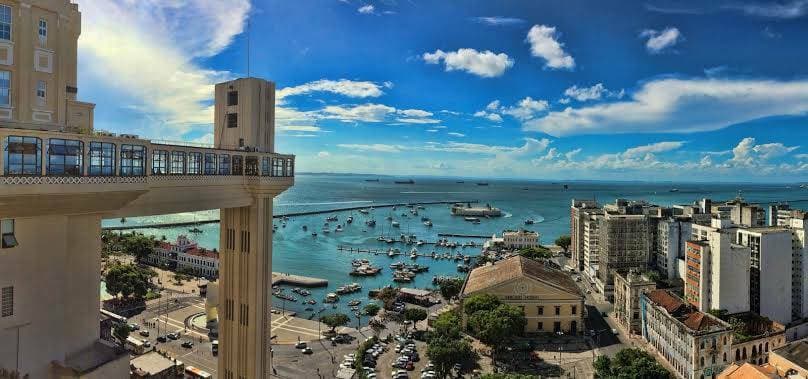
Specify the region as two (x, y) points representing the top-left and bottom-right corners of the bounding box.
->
(462, 255), (581, 297)
(717, 362), (778, 379)
(645, 289), (729, 333)
(772, 339), (808, 369)
(130, 351), (181, 376)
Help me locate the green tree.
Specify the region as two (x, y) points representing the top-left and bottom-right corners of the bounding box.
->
(376, 287), (400, 310)
(320, 313), (350, 333)
(363, 303), (381, 316)
(518, 246), (552, 260)
(463, 293), (501, 315)
(593, 348), (670, 379)
(426, 335), (474, 378)
(404, 307), (428, 329)
(481, 374), (538, 379)
(467, 304), (526, 367)
(112, 322), (130, 347)
(104, 263), (156, 299)
(121, 233), (157, 262)
(438, 278), (465, 300)
(431, 310), (462, 339)
(554, 235), (571, 253)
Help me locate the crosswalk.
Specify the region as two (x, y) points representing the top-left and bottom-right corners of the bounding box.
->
(271, 316), (323, 340)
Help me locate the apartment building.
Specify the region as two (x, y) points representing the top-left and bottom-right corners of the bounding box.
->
(641, 290), (734, 379)
(501, 229), (541, 249)
(570, 199), (600, 271)
(0, 2), (295, 375)
(684, 220), (751, 314)
(658, 216), (693, 280)
(736, 228), (794, 324)
(613, 270), (656, 335)
(582, 212), (601, 279)
(597, 211), (649, 301)
(710, 197), (766, 228)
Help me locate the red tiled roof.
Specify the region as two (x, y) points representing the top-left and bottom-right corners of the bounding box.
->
(646, 289), (685, 314)
(462, 255), (582, 297)
(185, 248), (218, 259)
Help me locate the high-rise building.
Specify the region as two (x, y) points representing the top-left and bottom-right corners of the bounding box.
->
(0, 2), (294, 377)
(582, 212), (602, 279)
(657, 216), (693, 280)
(596, 212), (649, 301)
(570, 199), (599, 272)
(736, 227), (794, 324)
(613, 270), (656, 335)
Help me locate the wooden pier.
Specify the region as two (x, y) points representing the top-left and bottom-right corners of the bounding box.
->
(271, 272), (328, 287)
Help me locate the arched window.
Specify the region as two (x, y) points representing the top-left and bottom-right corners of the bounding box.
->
(765, 342), (769, 352)
(700, 357), (704, 367)
(5, 136), (42, 176)
(752, 346), (757, 357)
(723, 352), (727, 362)
(743, 347), (747, 360)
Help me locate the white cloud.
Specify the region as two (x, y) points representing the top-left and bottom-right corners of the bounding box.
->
(485, 100), (501, 111)
(337, 143), (403, 153)
(426, 129), (438, 133)
(79, 0), (251, 137)
(434, 125), (447, 129)
(317, 151), (331, 158)
(471, 16), (526, 26)
(398, 109), (433, 118)
(396, 118), (440, 124)
(422, 138), (550, 157)
(277, 125), (323, 132)
(640, 27), (682, 53)
(525, 77), (808, 136)
(358, 4), (375, 14)
(729, 1), (808, 18)
(563, 83), (625, 102)
(728, 137), (799, 166)
(501, 97), (549, 121)
(525, 25), (575, 70)
(447, 132), (466, 137)
(622, 141), (685, 158)
(278, 79), (388, 99)
(322, 103), (396, 122)
(423, 48), (514, 78)
(473, 111), (504, 122)
(565, 148), (582, 160)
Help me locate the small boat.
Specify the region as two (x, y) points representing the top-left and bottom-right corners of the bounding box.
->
(311, 232), (318, 237)
(322, 227), (330, 234)
(359, 209), (369, 214)
(335, 225), (344, 232)
(306, 299), (317, 305)
(423, 220), (433, 227)
(476, 182), (489, 186)
(388, 249), (396, 257)
(386, 238), (395, 244)
(302, 225), (308, 231)
(563, 184), (569, 190)
(410, 248), (418, 259)
(365, 178), (380, 182)
(669, 188), (679, 192)
(524, 219), (535, 225)
(456, 181), (464, 183)
(394, 179), (415, 184)
(464, 217), (480, 222)
(457, 264), (470, 272)
(189, 226), (203, 234)
(347, 216), (353, 224)
(366, 219), (376, 227)
(347, 299), (361, 306)
(391, 221), (400, 228)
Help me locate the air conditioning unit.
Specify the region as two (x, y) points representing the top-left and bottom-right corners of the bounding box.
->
(119, 134), (140, 139)
(95, 130), (115, 137)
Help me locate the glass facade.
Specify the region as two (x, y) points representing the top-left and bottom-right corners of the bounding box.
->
(204, 153), (217, 175)
(245, 156), (259, 176)
(4, 136), (41, 175)
(170, 151), (186, 174)
(88, 142), (115, 176)
(219, 154), (230, 175)
(188, 152), (202, 175)
(120, 144), (146, 176)
(0, 5), (10, 41)
(232, 155), (243, 175)
(152, 150), (168, 175)
(272, 157), (282, 177)
(261, 157), (271, 176)
(47, 138), (83, 176)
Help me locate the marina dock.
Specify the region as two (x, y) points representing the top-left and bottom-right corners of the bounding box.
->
(271, 272), (328, 287)
(438, 233), (492, 238)
(102, 199), (479, 230)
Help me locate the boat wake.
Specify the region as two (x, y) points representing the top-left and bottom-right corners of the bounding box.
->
(503, 212), (513, 218)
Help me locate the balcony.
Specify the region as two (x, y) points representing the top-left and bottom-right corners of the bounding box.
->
(0, 126), (294, 218)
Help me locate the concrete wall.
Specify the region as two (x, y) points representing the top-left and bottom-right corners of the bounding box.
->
(759, 231), (793, 324)
(711, 231), (751, 314)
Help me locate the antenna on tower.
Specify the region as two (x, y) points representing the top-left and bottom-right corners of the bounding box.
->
(246, 15), (251, 78)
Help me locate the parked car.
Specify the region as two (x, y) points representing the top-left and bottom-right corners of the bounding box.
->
(181, 341), (194, 349)
(302, 347), (313, 354)
(128, 323), (140, 331)
(295, 341), (307, 349)
(139, 330), (150, 337)
(156, 335), (167, 342)
(167, 332), (180, 340)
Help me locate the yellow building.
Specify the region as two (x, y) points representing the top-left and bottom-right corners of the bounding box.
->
(461, 256), (584, 334)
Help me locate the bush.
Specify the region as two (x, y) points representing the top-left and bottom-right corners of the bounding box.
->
(594, 348), (670, 378)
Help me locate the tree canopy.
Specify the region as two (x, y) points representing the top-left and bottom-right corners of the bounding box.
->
(438, 277), (465, 300)
(594, 348), (670, 379)
(112, 322), (130, 347)
(518, 246), (553, 260)
(363, 303), (381, 316)
(463, 293), (501, 315)
(427, 335), (474, 378)
(376, 287), (400, 309)
(554, 235), (571, 253)
(431, 310), (462, 339)
(467, 304), (526, 347)
(481, 374), (538, 379)
(104, 263), (156, 299)
(404, 307), (428, 324)
(320, 313), (350, 332)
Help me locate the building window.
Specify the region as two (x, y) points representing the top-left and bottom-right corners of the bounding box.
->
(555, 306), (561, 316)
(571, 305), (577, 315)
(152, 150), (168, 175)
(0, 5), (11, 41)
(537, 306), (544, 315)
(204, 153), (217, 175)
(537, 321), (543, 330)
(1, 219), (16, 249)
(245, 156), (259, 176)
(261, 157), (270, 176)
(272, 158), (283, 177)
(227, 113), (238, 128)
(188, 152), (202, 175)
(88, 142), (115, 176)
(285, 158), (293, 176)
(120, 145), (146, 176)
(38, 19), (46, 47)
(553, 322), (561, 333)
(36, 80), (46, 106)
(227, 91), (238, 106)
(1, 286), (12, 317)
(4, 136), (41, 175)
(0, 70), (10, 106)
(232, 155), (243, 175)
(219, 154), (230, 175)
(170, 151), (186, 174)
(47, 138), (83, 176)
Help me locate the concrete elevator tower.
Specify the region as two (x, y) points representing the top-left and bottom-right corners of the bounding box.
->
(214, 78), (288, 379)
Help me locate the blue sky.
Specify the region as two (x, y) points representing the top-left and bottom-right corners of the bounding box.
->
(76, 0), (808, 181)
